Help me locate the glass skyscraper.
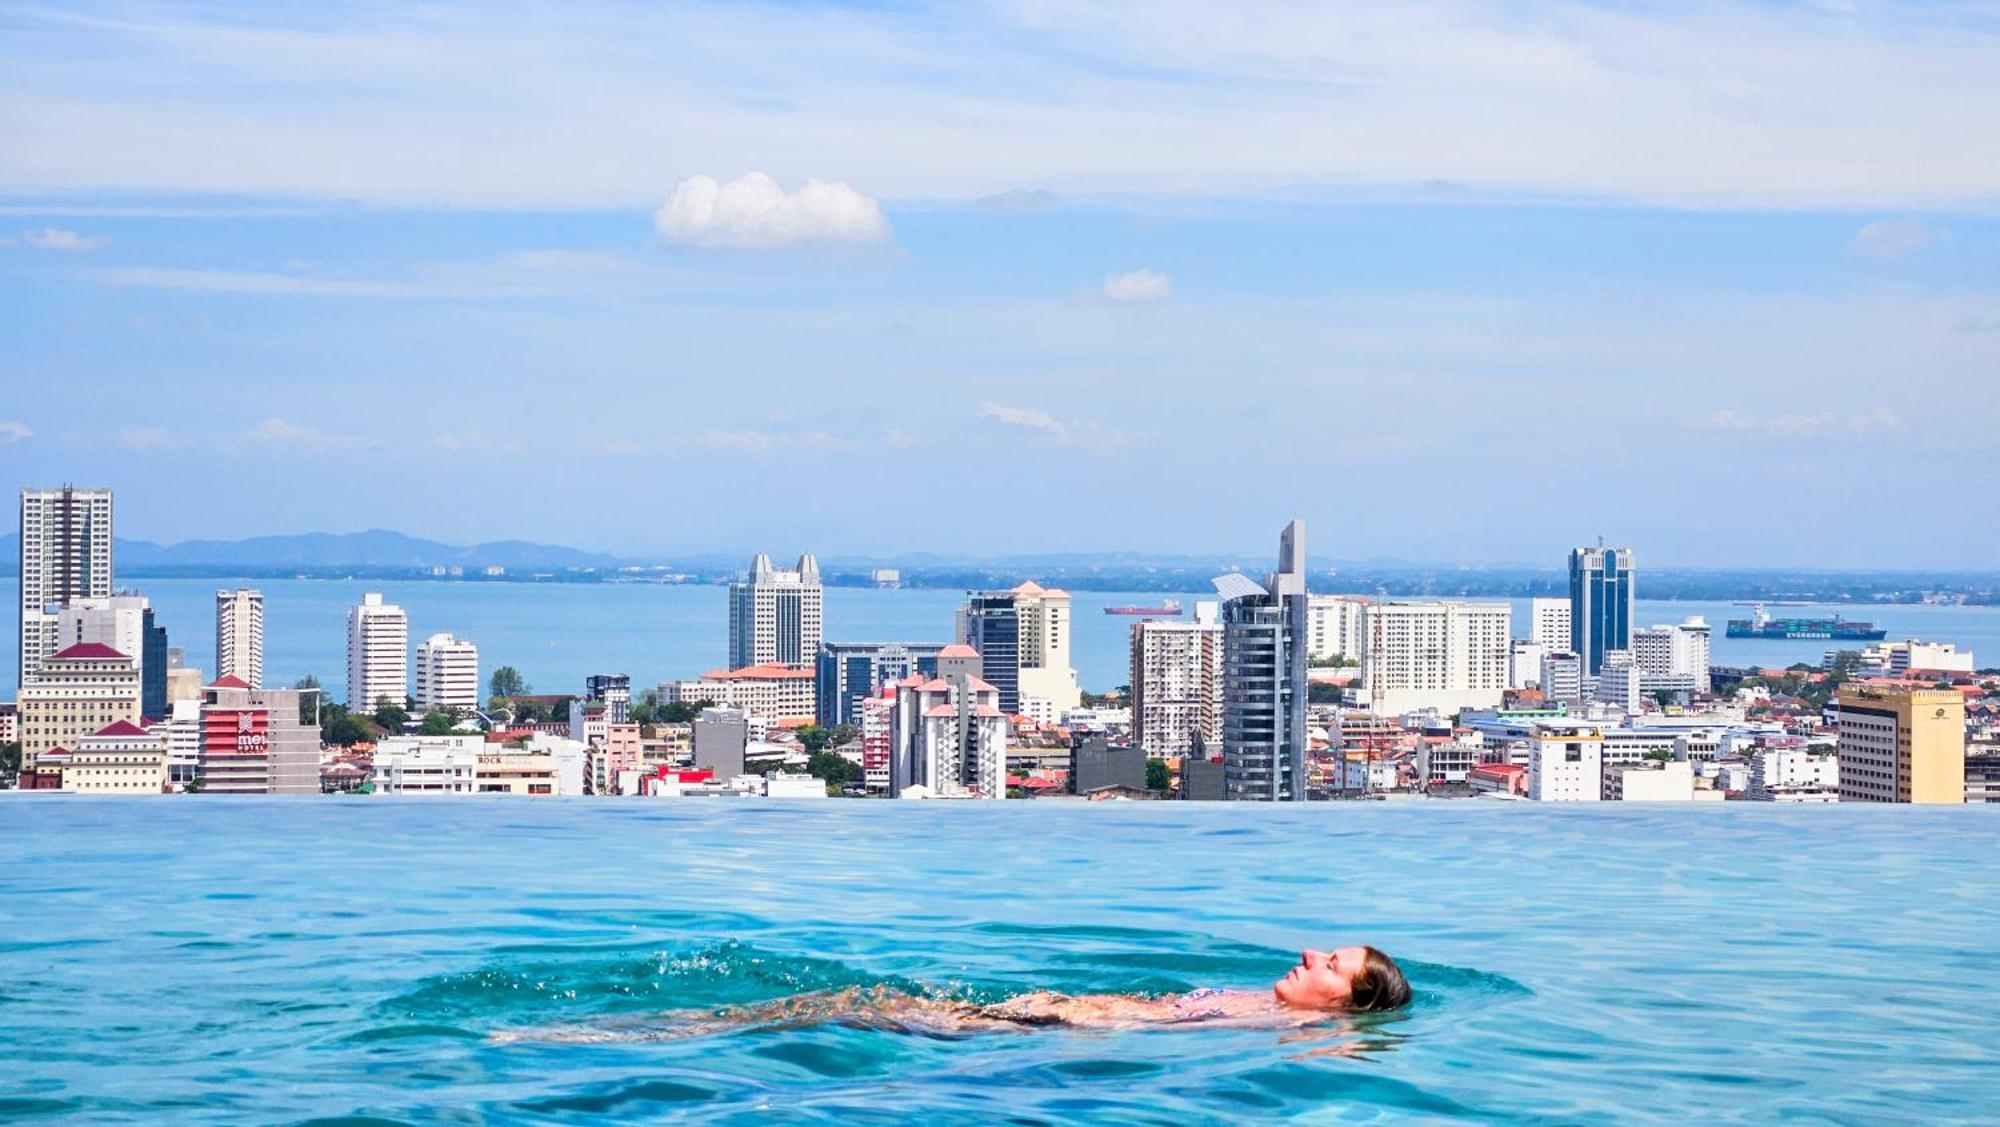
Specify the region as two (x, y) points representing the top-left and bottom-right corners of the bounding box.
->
(1568, 546), (1634, 676)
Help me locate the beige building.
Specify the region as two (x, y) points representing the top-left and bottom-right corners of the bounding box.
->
(17, 642), (141, 773)
(960, 581), (1081, 723)
(63, 720), (167, 794)
(1837, 685), (1966, 804)
(1359, 601), (1512, 716)
(659, 663), (816, 722)
(475, 748), (560, 795)
(215, 588), (265, 688)
(1129, 605), (1223, 759)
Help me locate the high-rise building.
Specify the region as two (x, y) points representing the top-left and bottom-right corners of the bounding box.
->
(584, 674), (632, 723)
(1569, 545), (1634, 676)
(197, 678), (322, 795)
(888, 669), (1008, 798)
(728, 553), (823, 669)
(345, 593), (409, 709)
(1632, 616), (1712, 693)
(16, 642), (141, 777)
(959, 581), (1080, 723)
(1357, 600), (1512, 715)
(1529, 597), (1572, 652)
(215, 588), (265, 689)
(53, 593), (166, 719)
(1129, 603), (1223, 760)
(1508, 639), (1547, 690)
(815, 642), (946, 727)
(18, 486), (114, 686)
(1836, 684), (1965, 804)
(1213, 520), (1310, 801)
(414, 633), (480, 715)
(1539, 651), (1584, 704)
(1305, 595), (1365, 663)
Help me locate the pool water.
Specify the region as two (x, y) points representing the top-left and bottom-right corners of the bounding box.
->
(3, 800), (1996, 1123)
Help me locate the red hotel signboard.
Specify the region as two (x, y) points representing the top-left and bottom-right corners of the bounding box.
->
(202, 708), (270, 757)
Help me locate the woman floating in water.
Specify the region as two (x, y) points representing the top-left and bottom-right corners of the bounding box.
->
(500, 945), (1409, 1043)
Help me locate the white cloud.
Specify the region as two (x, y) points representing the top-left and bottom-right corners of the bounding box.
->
(239, 417), (370, 453)
(19, 227), (107, 251)
(1851, 220), (1935, 259)
(1700, 409), (1756, 431)
(1103, 268), (1171, 302)
(0, 420), (33, 442)
(655, 174), (890, 249)
(1700, 406), (1905, 437)
(117, 425), (175, 450)
(977, 401), (1071, 440)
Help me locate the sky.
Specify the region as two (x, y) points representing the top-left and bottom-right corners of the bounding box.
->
(0, 0), (1996, 568)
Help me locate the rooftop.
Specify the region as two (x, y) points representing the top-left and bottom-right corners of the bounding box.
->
(50, 642), (128, 661)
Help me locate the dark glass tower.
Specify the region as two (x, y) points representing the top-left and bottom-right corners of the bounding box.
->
(1569, 546), (1634, 676)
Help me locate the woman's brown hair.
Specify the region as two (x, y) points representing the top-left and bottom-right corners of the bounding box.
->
(1348, 946), (1412, 1012)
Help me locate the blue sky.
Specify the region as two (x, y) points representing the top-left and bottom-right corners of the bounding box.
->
(0, 1), (1996, 567)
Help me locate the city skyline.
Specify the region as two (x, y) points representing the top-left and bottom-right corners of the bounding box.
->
(0, 2), (1996, 568)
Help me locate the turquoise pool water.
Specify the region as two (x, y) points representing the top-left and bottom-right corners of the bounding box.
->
(3, 800), (1996, 1123)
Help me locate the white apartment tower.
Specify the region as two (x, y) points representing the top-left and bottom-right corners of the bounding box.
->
(889, 670), (1008, 798)
(346, 593), (409, 709)
(1359, 601), (1512, 715)
(728, 553), (823, 669)
(1129, 602), (1224, 759)
(414, 633), (481, 715)
(1529, 597), (1572, 653)
(1632, 617), (1712, 693)
(215, 588), (266, 689)
(18, 486), (114, 685)
(1529, 723), (1605, 802)
(1305, 595), (1366, 663)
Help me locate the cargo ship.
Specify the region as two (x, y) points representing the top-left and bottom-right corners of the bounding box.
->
(1725, 604), (1886, 641)
(1103, 599), (1183, 617)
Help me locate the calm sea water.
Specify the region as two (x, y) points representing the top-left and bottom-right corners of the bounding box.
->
(3, 800), (1996, 1123)
(7, 577), (2000, 699)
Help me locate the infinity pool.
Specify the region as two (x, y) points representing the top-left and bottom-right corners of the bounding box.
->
(3, 800), (1996, 1123)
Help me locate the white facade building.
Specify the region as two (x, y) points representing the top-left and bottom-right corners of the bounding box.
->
(1509, 640), (1547, 690)
(1604, 759), (1697, 801)
(1748, 747), (1840, 802)
(1359, 601), (1512, 716)
(215, 588), (265, 689)
(728, 553), (823, 669)
(889, 672), (1008, 799)
(1540, 651), (1584, 704)
(346, 593), (409, 709)
(372, 735), (481, 795)
(658, 664), (817, 722)
(1632, 617), (1712, 692)
(1528, 722), (1604, 802)
(1306, 595), (1366, 663)
(960, 581), (1082, 724)
(18, 486), (114, 686)
(1129, 603), (1223, 759)
(414, 632), (480, 715)
(1530, 597), (1572, 652)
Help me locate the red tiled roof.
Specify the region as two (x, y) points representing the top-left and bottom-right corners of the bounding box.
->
(51, 642), (127, 661)
(89, 720), (152, 738)
(208, 675), (251, 690)
(938, 643), (979, 659)
(1468, 763), (1525, 777)
(697, 663), (815, 681)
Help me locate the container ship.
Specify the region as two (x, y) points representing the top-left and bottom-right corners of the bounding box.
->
(1725, 604), (1886, 641)
(1103, 599), (1183, 617)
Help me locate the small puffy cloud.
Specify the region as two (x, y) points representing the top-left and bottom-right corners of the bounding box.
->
(972, 188), (1059, 213)
(1700, 409), (1757, 431)
(1851, 220), (1935, 260)
(19, 227), (108, 251)
(0, 420), (33, 442)
(240, 416), (370, 453)
(1103, 267), (1171, 302)
(1699, 407), (1904, 437)
(655, 173), (890, 249)
(117, 425), (175, 450)
(978, 401), (1070, 440)
(1847, 406), (1903, 432)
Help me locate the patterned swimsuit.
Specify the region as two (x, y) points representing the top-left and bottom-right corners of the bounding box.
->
(1172, 987), (1228, 1022)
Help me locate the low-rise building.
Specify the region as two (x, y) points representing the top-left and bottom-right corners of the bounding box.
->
(659, 664), (816, 723)
(1528, 722), (1604, 802)
(372, 736), (480, 795)
(1604, 759), (1696, 802)
(64, 720), (167, 794)
(1836, 684), (1965, 804)
(1467, 762), (1528, 797)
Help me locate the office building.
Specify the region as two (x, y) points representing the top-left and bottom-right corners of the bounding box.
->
(1569, 545), (1635, 676)
(659, 664), (816, 722)
(64, 720), (167, 794)
(584, 674), (632, 723)
(371, 735), (479, 795)
(692, 708), (751, 777)
(959, 581), (1081, 723)
(1832, 639), (1977, 678)
(414, 633), (480, 715)
(1633, 617), (1712, 693)
(345, 593), (408, 709)
(1836, 685), (1965, 804)
(1529, 597), (1572, 652)
(1357, 600), (1511, 715)
(815, 642), (946, 727)
(889, 669), (1007, 798)
(153, 698), (203, 787)
(18, 486), (114, 686)
(1213, 520), (1310, 801)
(53, 594), (167, 719)
(1129, 603), (1223, 759)
(1528, 722), (1604, 802)
(1539, 651), (1584, 704)
(1305, 595), (1366, 663)
(728, 553), (823, 669)
(215, 588), (265, 689)
(195, 677), (322, 795)
(1073, 736), (1147, 797)
(1509, 639), (1547, 690)
(17, 642), (141, 776)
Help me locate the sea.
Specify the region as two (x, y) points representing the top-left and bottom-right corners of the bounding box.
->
(7, 577), (2000, 699)
(3, 800), (1996, 1123)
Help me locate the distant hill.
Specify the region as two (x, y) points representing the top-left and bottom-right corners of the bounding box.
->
(0, 529), (621, 574)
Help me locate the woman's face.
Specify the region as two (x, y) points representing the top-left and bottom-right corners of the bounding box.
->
(1272, 945), (1366, 1009)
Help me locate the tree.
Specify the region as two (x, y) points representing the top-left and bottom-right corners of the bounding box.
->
(1146, 757), (1170, 794)
(419, 710), (460, 736)
(796, 724), (857, 754)
(806, 750), (861, 794)
(320, 710), (373, 747)
(294, 674), (322, 691)
(1644, 749), (1674, 763)
(373, 702), (410, 732)
(490, 666), (528, 699)
(1308, 683), (1344, 704)
(0, 741), (19, 777)
(660, 699), (715, 724)
(1651, 689), (1678, 710)
(627, 701), (657, 726)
